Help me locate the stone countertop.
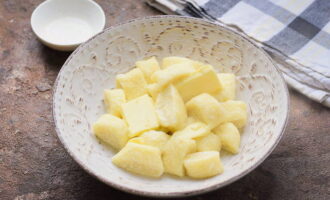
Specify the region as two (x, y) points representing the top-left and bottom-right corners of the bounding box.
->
(0, 0), (329, 199)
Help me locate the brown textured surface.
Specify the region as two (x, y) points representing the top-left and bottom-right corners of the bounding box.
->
(0, 0), (329, 199)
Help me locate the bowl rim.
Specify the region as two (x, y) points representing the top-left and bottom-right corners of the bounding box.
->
(52, 15), (290, 197)
(30, 0), (106, 48)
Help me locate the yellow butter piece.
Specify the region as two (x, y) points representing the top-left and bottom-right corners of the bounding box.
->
(184, 151), (223, 179)
(196, 133), (221, 152)
(122, 95), (159, 138)
(162, 136), (196, 177)
(214, 122), (240, 154)
(175, 65), (222, 102)
(104, 89), (126, 117)
(116, 68), (148, 100)
(112, 142), (164, 178)
(219, 100), (247, 128)
(213, 73), (236, 102)
(155, 85), (187, 132)
(129, 130), (169, 151)
(186, 93), (224, 129)
(136, 57), (160, 83)
(92, 114), (128, 150)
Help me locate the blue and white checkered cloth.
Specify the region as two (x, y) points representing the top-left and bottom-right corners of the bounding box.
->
(147, 0), (330, 107)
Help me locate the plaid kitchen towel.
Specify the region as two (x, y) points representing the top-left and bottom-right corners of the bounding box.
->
(146, 0), (330, 107)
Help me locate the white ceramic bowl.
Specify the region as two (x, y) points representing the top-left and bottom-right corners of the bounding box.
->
(31, 0), (105, 51)
(53, 16), (289, 197)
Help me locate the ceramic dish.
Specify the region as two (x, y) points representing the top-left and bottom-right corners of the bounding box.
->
(53, 16), (289, 197)
(31, 0), (105, 51)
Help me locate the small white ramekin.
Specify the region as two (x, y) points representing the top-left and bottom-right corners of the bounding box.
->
(31, 0), (105, 51)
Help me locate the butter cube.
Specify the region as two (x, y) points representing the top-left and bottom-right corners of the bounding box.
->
(122, 95), (159, 138)
(220, 100), (248, 129)
(155, 85), (187, 131)
(104, 89), (126, 117)
(129, 130), (169, 151)
(196, 133), (221, 152)
(175, 65), (222, 102)
(213, 73), (236, 102)
(116, 68), (148, 100)
(186, 93), (224, 129)
(214, 122), (240, 154)
(163, 136), (196, 177)
(136, 57), (160, 83)
(173, 122), (210, 139)
(92, 114), (128, 150)
(184, 151), (223, 179)
(112, 142), (164, 178)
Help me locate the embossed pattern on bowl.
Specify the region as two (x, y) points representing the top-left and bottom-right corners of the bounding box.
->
(53, 16), (289, 197)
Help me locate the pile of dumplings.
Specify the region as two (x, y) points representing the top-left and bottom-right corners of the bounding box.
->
(92, 57), (247, 179)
